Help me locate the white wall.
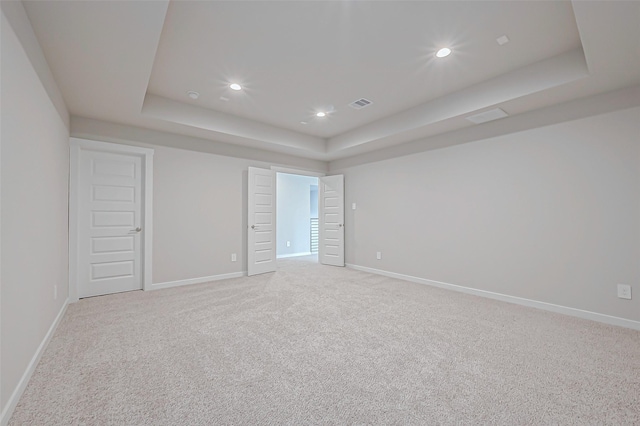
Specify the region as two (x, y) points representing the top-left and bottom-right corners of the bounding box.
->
(276, 173), (318, 256)
(340, 107), (640, 322)
(1, 7), (70, 419)
(310, 185), (318, 219)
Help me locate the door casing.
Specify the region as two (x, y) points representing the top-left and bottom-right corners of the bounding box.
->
(69, 138), (154, 302)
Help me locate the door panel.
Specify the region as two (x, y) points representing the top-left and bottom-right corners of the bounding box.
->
(91, 211), (135, 227)
(91, 261), (134, 280)
(92, 236), (135, 253)
(78, 150), (142, 297)
(319, 175), (345, 266)
(248, 167), (276, 275)
(92, 185), (135, 202)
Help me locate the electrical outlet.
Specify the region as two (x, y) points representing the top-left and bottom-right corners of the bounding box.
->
(617, 284), (632, 300)
(231, 253), (237, 262)
(54, 285), (57, 300)
(352, 203), (357, 210)
(376, 252), (381, 260)
(286, 241), (291, 247)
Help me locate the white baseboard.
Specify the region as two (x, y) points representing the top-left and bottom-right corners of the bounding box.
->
(277, 252), (313, 259)
(1, 299), (69, 426)
(150, 271), (245, 290)
(346, 264), (640, 331)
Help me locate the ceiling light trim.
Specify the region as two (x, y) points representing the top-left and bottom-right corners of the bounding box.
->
(436, 47), (452, 58)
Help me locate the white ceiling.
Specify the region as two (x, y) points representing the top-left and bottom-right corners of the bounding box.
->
(23, 1), (640, 163)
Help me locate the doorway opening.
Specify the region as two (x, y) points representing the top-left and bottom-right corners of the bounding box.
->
(275, 173), (319, 259)
(247, 167), (344, 276)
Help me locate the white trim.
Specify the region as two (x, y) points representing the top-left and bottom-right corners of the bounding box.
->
(68, 138), (154, 302)
(277, 252), (313, 259)
(151, 272), (246, 291)
(68, 144), (80, 302)
(346, 264), (640, 331)
(142, 149), (154, 291)
(271, 166), (326, 177)
(71, 138), (154, 156)
(0, 299), (69, 426)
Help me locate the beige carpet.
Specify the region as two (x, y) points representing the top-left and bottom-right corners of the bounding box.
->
(10, 256), (640, 425)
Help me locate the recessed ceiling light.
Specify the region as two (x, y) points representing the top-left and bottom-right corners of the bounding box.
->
(496, 35), (509, 46)
(436, 47), (452, 58)
(187, 91), (199, 99)
(316, 112), (326, 118)
(229, 83), (242, 91)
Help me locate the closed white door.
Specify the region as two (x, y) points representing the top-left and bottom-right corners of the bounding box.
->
(248, 167), (277, 276)
(319, 175), (344, 266)
(78, 150), (143, 297)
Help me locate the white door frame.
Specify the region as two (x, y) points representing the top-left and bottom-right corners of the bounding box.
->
(69, 138), (154, 302)
(270, 166), (326, 178)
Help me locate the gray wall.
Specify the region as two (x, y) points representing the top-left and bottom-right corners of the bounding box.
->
(1, 7), (70, 412)
(68, 130), (324, 284)
(152, 146), (274, 283)
(276, 173), (318, 256)
(339, 107), (640, 322)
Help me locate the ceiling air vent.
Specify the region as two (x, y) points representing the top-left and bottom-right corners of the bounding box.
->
(465, 108), (509, 124)
(349, 98), (373, 109)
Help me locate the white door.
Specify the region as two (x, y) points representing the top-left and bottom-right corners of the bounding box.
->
(248, 167), (277, 276)
(78, 150), (143, 297)
(319, 175), (344, 266)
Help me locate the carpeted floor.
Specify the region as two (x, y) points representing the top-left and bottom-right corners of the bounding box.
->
(10, 255), (640, 425)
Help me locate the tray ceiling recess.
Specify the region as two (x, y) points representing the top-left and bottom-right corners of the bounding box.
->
(22, 1), (640, 162)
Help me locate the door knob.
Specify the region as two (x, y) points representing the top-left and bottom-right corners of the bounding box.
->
(129, 227), (142, 234)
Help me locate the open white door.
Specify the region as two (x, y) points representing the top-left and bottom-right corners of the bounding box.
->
(248, 167), (277, 276)
(319, 175), (344, 266)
